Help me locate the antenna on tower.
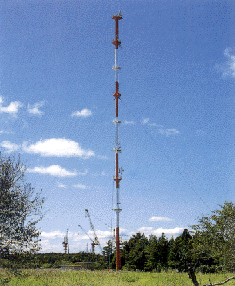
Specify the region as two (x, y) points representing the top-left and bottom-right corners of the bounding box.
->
(112, 11), (123, 271)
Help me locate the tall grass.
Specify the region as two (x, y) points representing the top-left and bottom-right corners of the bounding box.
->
(0, 269), (234, 286)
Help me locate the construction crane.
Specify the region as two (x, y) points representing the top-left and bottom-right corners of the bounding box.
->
(62, 229), (69, 254)
(85, 209), (102, 253)
(78, 224), (97, 253)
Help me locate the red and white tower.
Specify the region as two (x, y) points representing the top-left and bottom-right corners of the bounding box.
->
(112, 11), (122, 271)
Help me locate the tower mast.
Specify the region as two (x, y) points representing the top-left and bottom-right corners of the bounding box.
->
(112, 11), (122, 271)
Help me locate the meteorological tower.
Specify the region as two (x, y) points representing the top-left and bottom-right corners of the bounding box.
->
(112, 11), (123, 271)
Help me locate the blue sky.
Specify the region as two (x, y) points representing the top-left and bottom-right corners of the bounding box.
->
(1, 0), (235, 253)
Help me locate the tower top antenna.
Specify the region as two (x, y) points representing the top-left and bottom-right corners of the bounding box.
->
(112, 10), (122, 18)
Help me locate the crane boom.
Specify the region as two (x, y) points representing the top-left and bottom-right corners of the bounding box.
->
(78, 224), (96, 253)
(85, 209), (102, 252)
(78, 225), (93, 242)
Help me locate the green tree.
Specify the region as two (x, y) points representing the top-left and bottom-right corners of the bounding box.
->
(157, 233), (169, 268)
(144, 234), (158, 271)
(145, 233), (169, 271)
(0, 154), (44, 258)
(191, 202), (235, 272)
(123, 232), (149, 270)
(168, 229), (193, 272)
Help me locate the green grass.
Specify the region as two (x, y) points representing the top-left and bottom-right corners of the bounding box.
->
(0, 269), (235, 286)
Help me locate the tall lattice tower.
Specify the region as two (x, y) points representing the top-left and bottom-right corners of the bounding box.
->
(112, 11), (123, 271)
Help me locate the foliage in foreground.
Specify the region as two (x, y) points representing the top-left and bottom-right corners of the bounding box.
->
(191, 202), (235, 272)
(0, 154), (44, 256)
(0, 269), (235, 286)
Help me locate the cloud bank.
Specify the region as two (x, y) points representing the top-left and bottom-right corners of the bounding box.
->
(0, 97), (23, 115)
(139, 118), (180, 136)
(158, 128), (180, 137)
(28, 101), (45, 115)
(149, 216), (172, 222)
(23, 138), (95, 158)
(28, 165), (77, 177)
(73, 183), (88, 189)
(1, 138), (95, 158)
(222, 48), (235, 78)
(39, 226), (184, 253)
(142, 118), (150, 125)
(0, 141), (20, 153)
(71, 109), (92, 117)
(138, 227), (184, 236)
(124, 120), (135, 125)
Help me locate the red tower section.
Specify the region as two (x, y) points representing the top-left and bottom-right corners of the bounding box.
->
(112, 11), (122, 271)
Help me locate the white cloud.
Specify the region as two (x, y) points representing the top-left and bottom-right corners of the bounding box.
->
(0, 141), (20, 153)
(77, 169), (88, 176)
(138, 227), (184, 236)
(23, 138), (95, 158)
(93, 230), (111, 239)
(0, 96), (23, 115)
(73, 183), (88, 189)
(71, 108), (92, 118)
(142, 120), (179, 137)
(97, 155), (108, 160)
(28, 101), (45, 115)
(58, 183), (66, 188)
(41, 230), (65, 239)
(149, 216), (172, 222)
(152, 227), (184, 235)
(138, 227), (153, 232)
(142, 118), (149, 125)
(158, 128), (180, 137)
(120, 228), (128, 235)
(0, 130), (13, 134)
(76, 229), (113, 248)
(149, 123), (163, 127)
(28, 165), (77, 177)
(39, 230), (103, 253)
(91, 170), (108, 177)
(124, 120), (135, 125)
(222, 47), (235, 78)
(39, 239), (63, 253)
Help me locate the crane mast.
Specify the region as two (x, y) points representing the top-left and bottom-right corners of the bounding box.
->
(62, 229), (69, 254)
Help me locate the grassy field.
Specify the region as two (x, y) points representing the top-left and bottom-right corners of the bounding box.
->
(0, 269), (235, 286)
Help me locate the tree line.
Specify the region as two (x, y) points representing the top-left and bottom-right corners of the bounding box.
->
(104, 201), (235, 274)
(0, 153), (234, 278)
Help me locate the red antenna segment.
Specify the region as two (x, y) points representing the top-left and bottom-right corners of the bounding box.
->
(112, 10), (123, 271)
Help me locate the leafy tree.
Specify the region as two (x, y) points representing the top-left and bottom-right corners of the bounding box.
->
(168, 229), (193, 272)
(145, 233), (169, 271)
(144, 234), (159, 271)
(191, 202), (235, 272)
(156, 233), (169, 268)
(123, 232), (149, 270)
(0, 154), (44, 258)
